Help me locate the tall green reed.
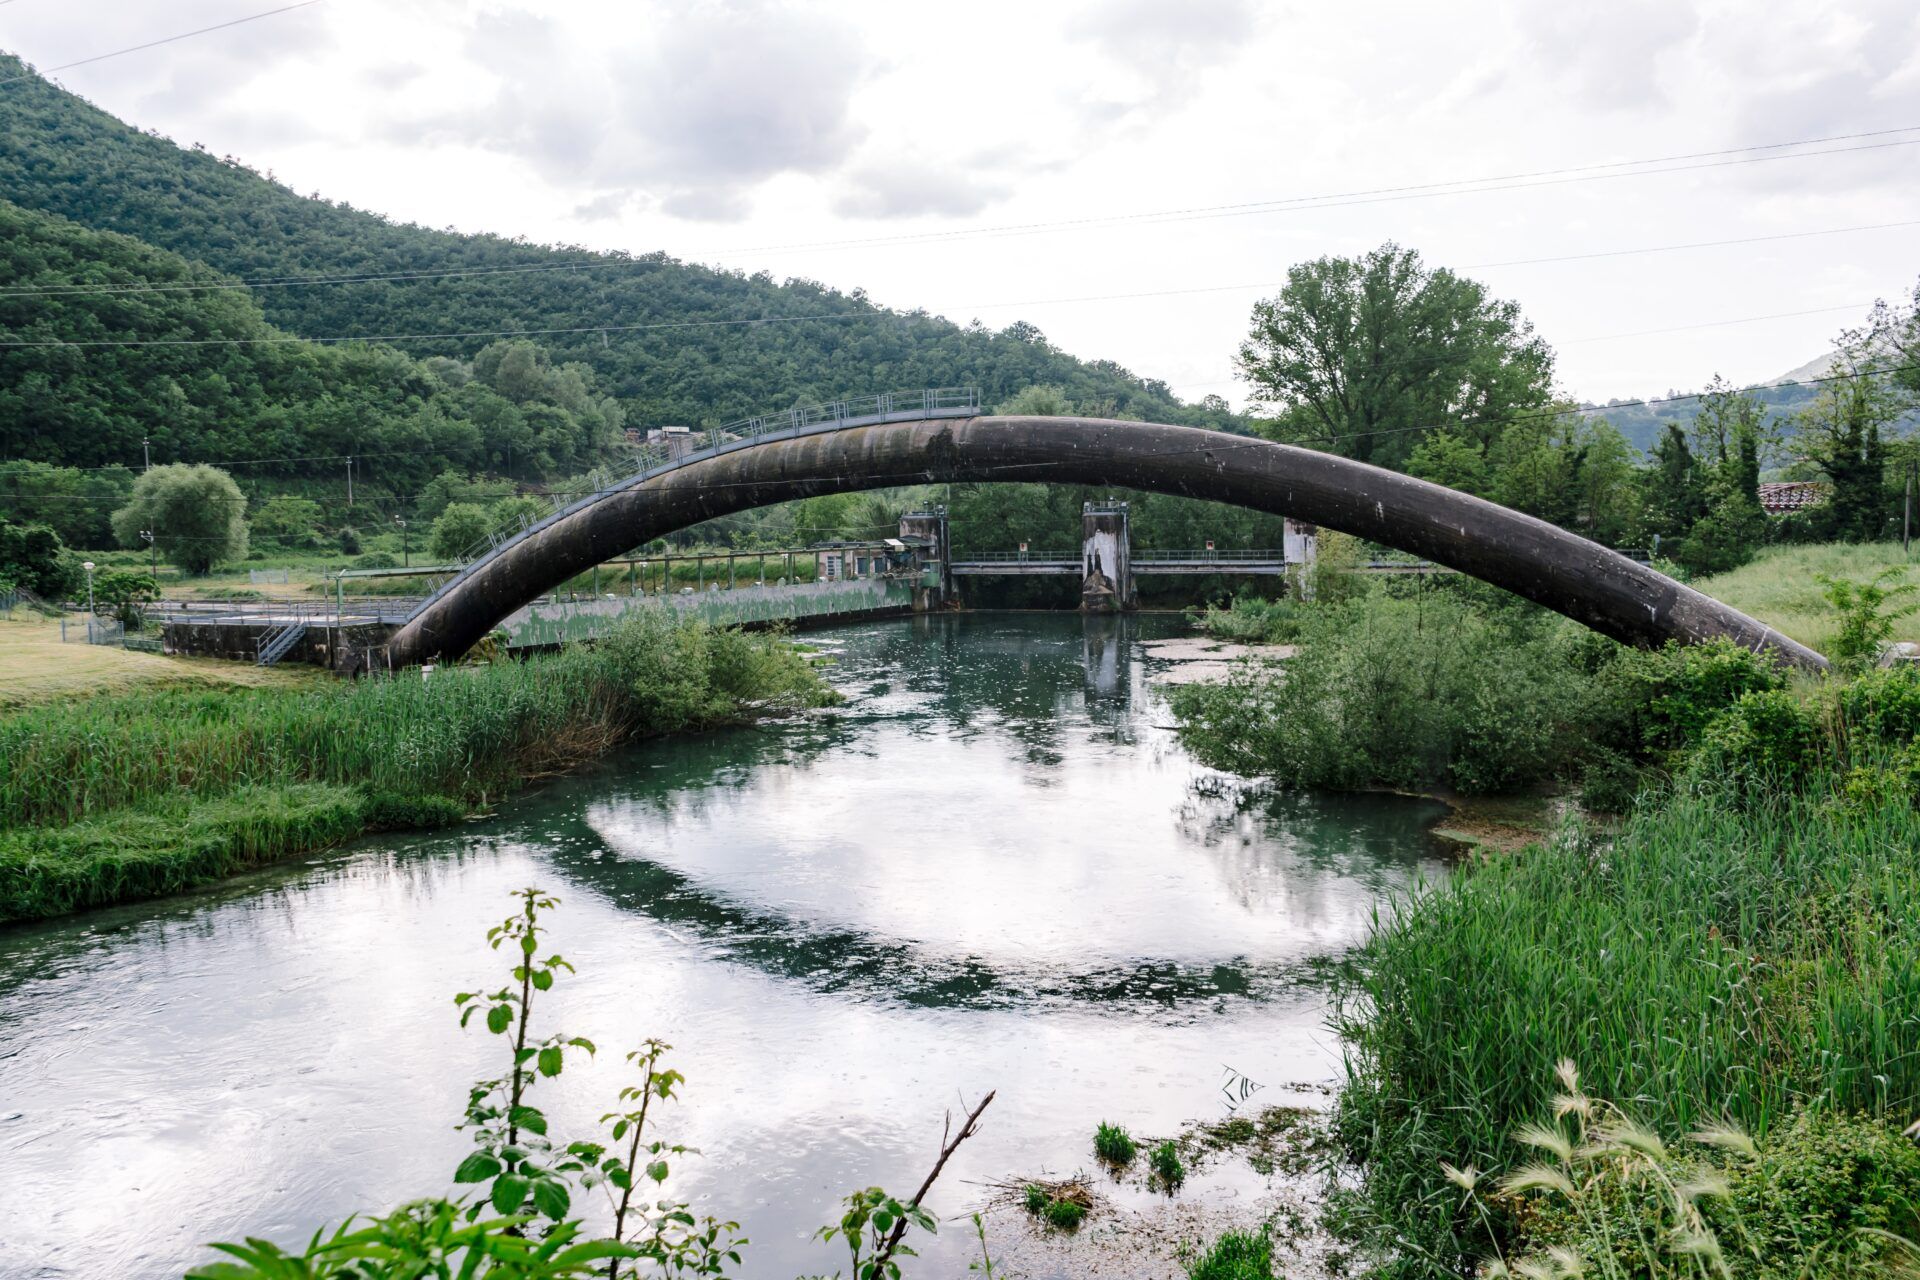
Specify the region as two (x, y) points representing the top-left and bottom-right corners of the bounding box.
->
(1332, 772), (1920, 1276)
(0, 612), (833, 829)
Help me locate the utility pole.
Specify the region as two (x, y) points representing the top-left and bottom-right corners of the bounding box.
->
(142, 438), (151, 472)
(395, 516), (409, 567)
(346, 456), (354, 507)
(141, 528), (156, 583)
(1905, 456), (1915, 555)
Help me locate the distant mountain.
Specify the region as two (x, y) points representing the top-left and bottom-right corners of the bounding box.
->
(0, 54), (1236, 445)
(1582, 379), (1822, 456)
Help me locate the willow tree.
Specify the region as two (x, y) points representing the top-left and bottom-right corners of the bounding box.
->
(111, 463), (247, 575)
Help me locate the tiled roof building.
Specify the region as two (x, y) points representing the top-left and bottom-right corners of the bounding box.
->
(1758, 481), (1827, 515)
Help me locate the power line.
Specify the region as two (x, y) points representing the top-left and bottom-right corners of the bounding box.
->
(6, 362), (1912, 499)
(5, 217), (1917, 306)
(0, 282), (1885, 354)
(691, 130), (1920, 257)
(1175, 301), (1882, 394)
(0, 2), (323, 86)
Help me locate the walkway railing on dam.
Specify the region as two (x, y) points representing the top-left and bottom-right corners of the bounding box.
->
(501, 576), (916, 649)
(408, 388), (979, 627)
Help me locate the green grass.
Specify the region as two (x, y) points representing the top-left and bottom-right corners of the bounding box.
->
(1021, 1183), (1089, 1229)
(1696, 542), (1919, 654)
(0, 613), (835, 919)
(1332, 771), (1920, 1275)
(1186, 1229), (1273, 1280)
(1093, 1120), (1137, 1164)
(0, 783), (368, 919)
(1149, 1141), (1186, 1189)
(0, 615), (319, 710)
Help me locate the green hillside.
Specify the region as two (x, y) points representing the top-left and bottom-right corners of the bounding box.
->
(0, 199), (627, 484)
(0, 54), (1230, 437)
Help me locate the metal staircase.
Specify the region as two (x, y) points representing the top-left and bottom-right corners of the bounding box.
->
(256, 621), (309, 666)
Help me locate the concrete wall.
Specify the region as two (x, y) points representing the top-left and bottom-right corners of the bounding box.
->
(164, 619), (398, 669)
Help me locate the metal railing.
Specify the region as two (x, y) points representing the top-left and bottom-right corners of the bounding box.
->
(256, 622), (310, 666)
(408, 388), (980, 624)
(1134, 548), (1284, 562)
(951, 550), (1080, 563)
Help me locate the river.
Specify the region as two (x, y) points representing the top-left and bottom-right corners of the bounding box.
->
(0, 614), (1450, 1279)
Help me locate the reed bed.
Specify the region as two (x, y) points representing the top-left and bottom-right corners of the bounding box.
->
(1333, 774), (1920, 1275)
(0, 613), (834, 917)
(0, 783), (367, 920)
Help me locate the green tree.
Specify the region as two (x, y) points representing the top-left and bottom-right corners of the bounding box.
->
(1797, 358), (1899, 541)
(1405, 431), (1491, 497)
(1645, 424), (1706, 543)
(431, 502), (494, 561)
(1237, 243), (1554, 470)
(91, 568), (159, 628)
(997, 384), (1074, 416)
(251, 495), (325, 547)
(0, 517), (77, 597)
(416, 470), (515, 522)
(110, 463), (248, 574)
(490, 494), (551, 531)
(0, 461), (134, 547)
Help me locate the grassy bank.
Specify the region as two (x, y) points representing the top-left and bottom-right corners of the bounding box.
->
(1172, 568), (1920, 1275)
(1333, 768), (1920, 1276)
(0, 612), (835, 921)
(0, 613), (318, 710)
(1695, 541), (1919, 654)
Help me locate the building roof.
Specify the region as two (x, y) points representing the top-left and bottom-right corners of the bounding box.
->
(1758, 481), (1828, 514)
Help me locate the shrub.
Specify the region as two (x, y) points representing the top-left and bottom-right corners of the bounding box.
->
(1817, 568), (1917, 670)
(250, 495), (323, 547)
(1174, 591), (1586, 795)
(1187, 1229), (1273, 1280)
(1828, 665), (1920, 746)
(1149, 1141), (1185, 1189)
(1094, 1121), (1137, 1165)
(0, 516), (78, 598)
(1193, 596), (1302, 644)
(354, 550), (397, 570)
(1586, 638), (1784, 763)
(1692, 688), (1821, 781)
(1577, 748), (1648, 815)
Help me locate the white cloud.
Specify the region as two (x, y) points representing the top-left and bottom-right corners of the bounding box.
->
(9, 0), (1917, 406)
(382, 1), (874, 221)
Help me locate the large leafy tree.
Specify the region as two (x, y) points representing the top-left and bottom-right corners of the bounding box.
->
(1236, 243), (1555, 470)
(110, 464), (249, 574)
(0, 517), (77, 597)
(1797, 359), (1900, 542)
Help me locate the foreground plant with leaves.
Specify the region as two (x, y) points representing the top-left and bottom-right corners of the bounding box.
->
(1446, 1062), (1920, 1280)
(191, 888), (989, 1279)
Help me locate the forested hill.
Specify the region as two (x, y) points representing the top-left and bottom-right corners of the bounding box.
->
(0, 56), (1226, 432)
(0, 199), (627, 484)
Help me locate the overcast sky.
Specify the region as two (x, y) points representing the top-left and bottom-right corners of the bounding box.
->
(4, 0), (1917, 410)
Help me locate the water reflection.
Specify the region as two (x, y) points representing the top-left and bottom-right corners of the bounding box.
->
(0, 613), (1449, 1280)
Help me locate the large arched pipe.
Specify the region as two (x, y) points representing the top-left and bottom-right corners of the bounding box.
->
(386, 416), (1827, 670)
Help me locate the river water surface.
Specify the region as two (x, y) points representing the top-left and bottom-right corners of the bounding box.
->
(0, 614), (1448, 1278)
